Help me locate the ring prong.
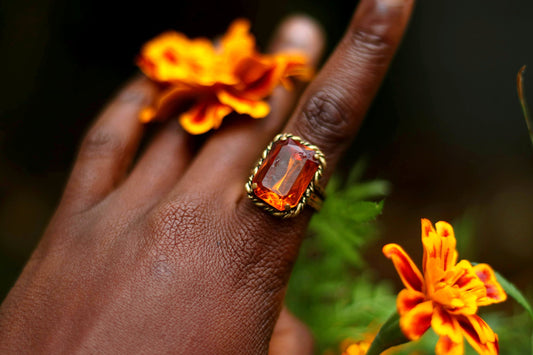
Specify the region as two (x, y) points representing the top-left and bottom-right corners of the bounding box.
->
(251, 183), (258, 190)
(313, 153), (320, 160)
(284, 204), (291, 211)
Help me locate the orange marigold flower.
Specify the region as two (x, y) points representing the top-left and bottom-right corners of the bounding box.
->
(340, 333), (398, 355)
(383, 219), (507, 355)
(136, 19), (312, 134)
(342, 341), (370, 355)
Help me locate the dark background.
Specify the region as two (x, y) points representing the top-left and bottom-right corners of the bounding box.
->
(1, 0), (533, 300)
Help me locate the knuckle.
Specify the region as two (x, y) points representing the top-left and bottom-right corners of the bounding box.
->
(348, 26), (394, 63)
(116, 80), (153, 106)
(298, 89), (352, 145)
(79, 128), (125, 159)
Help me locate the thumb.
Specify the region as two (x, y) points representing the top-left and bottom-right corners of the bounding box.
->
(269, 307), (314, 355)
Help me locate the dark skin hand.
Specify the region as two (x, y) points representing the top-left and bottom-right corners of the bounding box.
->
(0, 0), (414, 353)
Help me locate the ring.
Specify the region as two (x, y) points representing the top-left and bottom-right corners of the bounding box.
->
(246, 133), (326, 218)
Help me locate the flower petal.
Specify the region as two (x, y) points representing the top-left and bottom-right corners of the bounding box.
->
(179, 101), (232, 135)
(422, 219), (458, 274)
(433, 260), (485, 316)
(397, 288), (426, 315)
(432, 288), (467, 312)
(216, 90), (270, 118)
(457, 314), (499, 355)
(140, 84), (200, 123)
(421, 218), (436, 239)
(139, 107), (157, 123)
(383, 243), (424, 292)
(278, 53), (314, 89)
(431, 306), (462, 343)
(221, 19), (256, 64)
(436, 335), (464, 355)
(399, 300), (433, 340)
(233, 56), (284, 99)
(473, 263), (507, 306)
(137, 31), (218, 84)
(233, 53), (312, 100)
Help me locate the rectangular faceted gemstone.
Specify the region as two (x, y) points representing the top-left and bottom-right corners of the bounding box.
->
(252, 137), (319, 211)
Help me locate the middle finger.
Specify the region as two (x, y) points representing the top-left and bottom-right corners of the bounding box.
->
(171, 16), (325, 199)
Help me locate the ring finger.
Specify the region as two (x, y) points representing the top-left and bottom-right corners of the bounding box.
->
(171, 16), (326, 199)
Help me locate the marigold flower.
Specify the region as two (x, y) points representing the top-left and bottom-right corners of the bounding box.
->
(340, 333), (398, 355)
(137, 19), (312, 134)
(383, 219), (507, 355)
(343, 341), (370, 355)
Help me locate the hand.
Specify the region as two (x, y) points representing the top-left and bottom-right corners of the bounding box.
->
(0, 0), (414, 353)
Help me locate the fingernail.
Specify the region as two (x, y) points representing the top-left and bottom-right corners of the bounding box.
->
(272, 16), (325, 65)
(375, 0), (414, 14)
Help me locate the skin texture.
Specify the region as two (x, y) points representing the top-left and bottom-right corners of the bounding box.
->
(0, 0), (415, 353)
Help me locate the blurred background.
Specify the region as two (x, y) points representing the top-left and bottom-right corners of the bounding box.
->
(1, 0), (532, 301)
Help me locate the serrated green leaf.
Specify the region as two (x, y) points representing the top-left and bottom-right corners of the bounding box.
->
(343, 181), (391, 201)
(344, 200), (384, 222)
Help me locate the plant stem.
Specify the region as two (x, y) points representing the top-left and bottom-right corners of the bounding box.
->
(517, 65), (533, 146)
(366, 312), (409, 355)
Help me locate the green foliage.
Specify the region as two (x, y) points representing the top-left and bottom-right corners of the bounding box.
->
(484, 311), (533, 355)
(308, 173), (390, 269)
(286, 172), (396, 353)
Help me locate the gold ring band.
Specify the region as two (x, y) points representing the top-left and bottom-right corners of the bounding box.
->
(246, 133), (326, 218)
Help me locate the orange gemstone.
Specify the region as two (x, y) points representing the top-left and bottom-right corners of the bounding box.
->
(252, 137), (319, 211)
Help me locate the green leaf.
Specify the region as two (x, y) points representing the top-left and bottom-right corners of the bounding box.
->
(342, 181), (391, 201)
(493, 270), (533, 321)
(366, 312), (410, 355)
(493, 269), (533, 355)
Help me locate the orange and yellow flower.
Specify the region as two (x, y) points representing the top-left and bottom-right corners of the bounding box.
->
(383, 219), (507, 355)
(137, 19), (312, 134)
(340, 332), (399, 355)
(342, 340), (371, 355)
